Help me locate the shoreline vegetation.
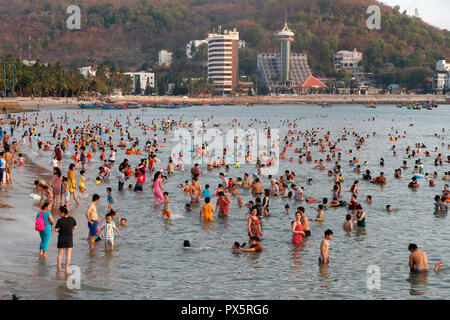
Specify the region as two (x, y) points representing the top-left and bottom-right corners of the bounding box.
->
(1, 94), (447, 113)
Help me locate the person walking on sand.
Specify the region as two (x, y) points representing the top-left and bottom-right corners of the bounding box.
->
(86, 194), (100, 252)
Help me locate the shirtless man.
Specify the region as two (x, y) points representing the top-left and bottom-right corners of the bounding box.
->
(86, 194), (100, 252)
(319, 229), (333, 264)
(191, 163), (200, 177)
(252, 178), (262, 195)
(298, 207), (310, 236)
(190, 175), (202, 204)
(4, 146), (13, 184)
(408, 244), (443, 272)
(243, 173), (252, 189)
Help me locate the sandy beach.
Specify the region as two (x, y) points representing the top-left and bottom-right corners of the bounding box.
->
(0, 94), (447, 113)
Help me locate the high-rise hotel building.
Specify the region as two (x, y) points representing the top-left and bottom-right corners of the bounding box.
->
(206, 27), (239, 95)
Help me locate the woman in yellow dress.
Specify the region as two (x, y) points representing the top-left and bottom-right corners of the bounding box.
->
(67, 163), (80, 206)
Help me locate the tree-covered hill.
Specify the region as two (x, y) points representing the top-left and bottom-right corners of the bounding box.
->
(0, 0), (449, 88)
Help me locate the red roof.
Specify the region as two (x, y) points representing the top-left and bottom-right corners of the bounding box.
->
(298, 76), (327, 88)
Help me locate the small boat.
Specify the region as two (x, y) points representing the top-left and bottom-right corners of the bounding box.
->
(318, 102), (332, 108)
(365, 102), (377, 108)
(210, 103), (223, 106)
(100, 104), (120, 110)
(78, 104), (97, 109)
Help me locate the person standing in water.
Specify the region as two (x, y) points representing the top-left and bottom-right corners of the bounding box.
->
(152, 171), (164, 204)
(353, 204), (366, 227)
(67, 163), (80, 206)
(408, 244), (443, 272)
(319, 229), (333, 264)
(36, 201), (54, 257)
(55, 205), (77, 270)
(247, 207), (262, 240)
(292, 212), (305, 244)
(86, 194), (100, 252)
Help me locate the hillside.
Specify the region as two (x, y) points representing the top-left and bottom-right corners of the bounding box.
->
(0, 0), (449, 88)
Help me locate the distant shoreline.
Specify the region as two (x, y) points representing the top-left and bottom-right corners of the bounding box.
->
(1, 94), (448, 113)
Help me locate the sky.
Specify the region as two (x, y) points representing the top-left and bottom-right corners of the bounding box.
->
(382, 0), (450, 30)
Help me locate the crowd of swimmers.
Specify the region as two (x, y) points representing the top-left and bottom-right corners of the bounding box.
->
(1, 110), (449, 277)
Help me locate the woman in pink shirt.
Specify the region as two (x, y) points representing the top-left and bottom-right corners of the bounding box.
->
(152, 171), (164, 203)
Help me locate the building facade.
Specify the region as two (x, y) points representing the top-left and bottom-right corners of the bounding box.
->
(77, 66), (96, 78)
(432, 60), (450, 93)
(333, 49), (363, 71)
(206, 27), (239, 95)
(124, 72), (155, 93)
(186, 40), (208, 59)
(158, 50), (173, 66)
(257, 22), (312, 91)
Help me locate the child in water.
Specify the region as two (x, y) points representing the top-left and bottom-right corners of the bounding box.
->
(79, 170), (88, 194)
(200, 197), (214, 222)
(162, 192), (171, 218)
(99, 212), (120, 251)
(106, 187), (116, 211)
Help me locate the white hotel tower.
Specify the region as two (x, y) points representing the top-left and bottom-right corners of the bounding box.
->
(206, 27), (239, 95)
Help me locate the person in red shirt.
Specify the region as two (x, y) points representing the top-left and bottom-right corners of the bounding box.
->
(134, 169), (145, 192)
(215, 191), (231, 217)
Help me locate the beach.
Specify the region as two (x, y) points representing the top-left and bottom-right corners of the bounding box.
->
(0, 94), (447, 113)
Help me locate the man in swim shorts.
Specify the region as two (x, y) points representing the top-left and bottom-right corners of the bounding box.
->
(86, 194), (100, 252)
(319, 229), (333, 264)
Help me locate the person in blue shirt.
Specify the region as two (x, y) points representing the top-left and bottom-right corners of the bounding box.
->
(202, 184), (211, 198)
(106, 187), (115, 211)
(36, 201), (54, 257)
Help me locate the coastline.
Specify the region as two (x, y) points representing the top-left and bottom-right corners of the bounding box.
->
(0, 94), (447, 113)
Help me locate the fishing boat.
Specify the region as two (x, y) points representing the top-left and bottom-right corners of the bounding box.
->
(365, 101), (377, 108)
(318, 102), (332, 108)
(100, 104), (120, 110)
(422, 100), (439, 110)
(78, 103), (97, 109)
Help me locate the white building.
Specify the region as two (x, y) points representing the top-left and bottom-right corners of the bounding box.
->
(186, 40), (208, 59)
(158, 50), (173, 66)
(433, 60), (450, 93)
(78, 66), (96, 78)
(206, 27), (240, 95)
(333, 49), (363, 71)
(124, 72), (155, 93)
(22, 60), (48, 67)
